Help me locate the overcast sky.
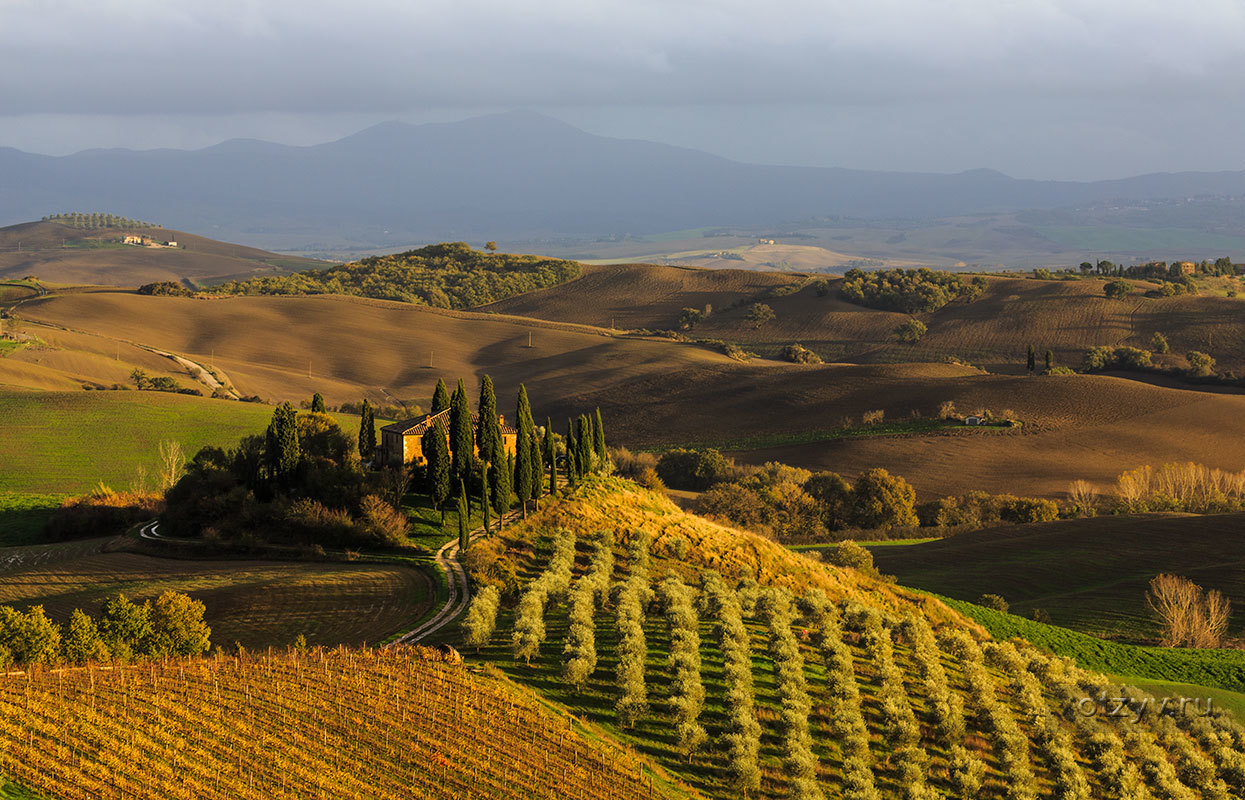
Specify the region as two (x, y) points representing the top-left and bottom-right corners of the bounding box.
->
(5, 0), (1245, 180)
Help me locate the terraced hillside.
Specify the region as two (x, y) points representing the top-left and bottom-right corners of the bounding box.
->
(871, 512), (1245, 642)
(0, 646), (671, 800)
(0, 220), (322, 286)
(457, 478), (1245, 799)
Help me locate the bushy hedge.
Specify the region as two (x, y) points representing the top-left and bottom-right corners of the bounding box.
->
(840, 268), (984, 313)
(212, 242), (581, 309)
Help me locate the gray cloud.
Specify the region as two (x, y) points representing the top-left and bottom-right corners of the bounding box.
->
(5, 1), (1245, 179)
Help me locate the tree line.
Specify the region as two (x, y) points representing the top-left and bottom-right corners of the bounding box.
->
(0, 591), (209, 668)
(210, 242), (582, 310)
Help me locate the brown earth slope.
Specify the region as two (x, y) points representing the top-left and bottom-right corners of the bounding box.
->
(12, 289), (1245, 499)
(0, 220), (323, 286)
(487, 265), (1245, 374)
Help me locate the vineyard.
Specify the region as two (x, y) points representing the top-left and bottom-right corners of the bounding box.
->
(461, 479), (1245, 799)
(0, 646), (673, 800)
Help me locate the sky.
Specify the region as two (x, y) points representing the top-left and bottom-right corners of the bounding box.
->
(4, 0), (1245, 180)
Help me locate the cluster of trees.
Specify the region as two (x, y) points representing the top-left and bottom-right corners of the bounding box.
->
(781, 343), (823, 363)
(129, 368), (199, 395)
(164, 403), (409, 548)
(1085, 344), (1220, 380)
(839, 268), (986, 313)
(1114, 461), (1245, 514)
(1082, 257), (1240, 279)
(1146, 574), (1232, 648)
(211, 242), (582, 309)
(44, 212), (158, 229)
(0, 591), (209, 668)
(658, 448), (1059, 540)
(137, 281), (193, 297)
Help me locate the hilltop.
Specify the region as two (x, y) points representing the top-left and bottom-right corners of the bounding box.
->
(0, 218), (323, 286)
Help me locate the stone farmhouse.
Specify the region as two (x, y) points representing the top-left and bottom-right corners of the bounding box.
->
(379, 409), (517, 467)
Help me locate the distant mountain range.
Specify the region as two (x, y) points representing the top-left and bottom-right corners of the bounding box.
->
(5, 111), (1245, 252)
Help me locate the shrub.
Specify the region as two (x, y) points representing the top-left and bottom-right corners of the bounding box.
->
(781, 343), (823, 364)
(1187, 350), (1217, 377)
(357, 495), (410, 546)
(893, 318), (927, 343)
(938, 400), (957, 419)
(823, 541), (876, 575)
(45, 487), (162, 541)
(851, 468), (918, 529)
(1151, 332), (1170, 354)
(747, 303), (775, 328)
(861, 409), (884, 426)
(655, 448), (735, 491)
(610, 447), (658, 481)
(137, 281), (192, 297)
(979, 593), (1009, 613)
(1105, 279), (1133, 299)
(1084, 345), (1153, 371)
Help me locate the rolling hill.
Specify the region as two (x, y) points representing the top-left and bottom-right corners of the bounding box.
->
(870, 512), (1245, 643)
(488, 266), (1245, 374)
(9, 289), (1245, 499)
(0, 219), (323, 286)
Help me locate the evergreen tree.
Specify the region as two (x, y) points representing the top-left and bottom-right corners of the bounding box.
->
(357, 400), (376, 461)
(431, 378), (451, 416)
(476, 375), (502, 468)
(310, 392), (326, 413)
(1045, 349), (1054, 371)
(450, 380), (474, 480)
(514, 386), (535, 516)
(423, 418), (452, 524)
(457, 478), (469, 552)
(480, 462), (491, 535)
(545, 419), (557, 496)
(529, 429), (542, 508)
(1027, 344), (1036, 374)
(565, 418), (578, 484)
(266, 402), (301, 483)
(593, 407), (607, 465)
(491, 450), (512, 524)
(576, 414), (593, 476)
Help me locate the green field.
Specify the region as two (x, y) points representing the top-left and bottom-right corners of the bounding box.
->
(0, 494), (66, 546)
(870, 512), (1245, 642)
(941, 595), (1245, 694)
(0, 390), (368, 494)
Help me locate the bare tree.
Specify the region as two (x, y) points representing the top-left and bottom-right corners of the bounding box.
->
(1147, 574), (1232, 648)
(380, 463), (412, 509)
(157, 440), (186, 492)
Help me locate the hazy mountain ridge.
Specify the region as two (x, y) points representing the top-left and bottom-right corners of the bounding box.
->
(5, 110), (1245, 251)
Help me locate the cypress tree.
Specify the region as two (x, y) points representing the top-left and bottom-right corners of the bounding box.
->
(457, 478), (469, 552)
(492, 450), (513, 523)
(476, 375), (502, 468)
(529, 432), (542, 508)
(431, 378), (451, 416)
(1027, 344), (1036, 374)
(566, 418), (578, 484)
(310, 392), (326, 413)
(480, 462), (491, 535)
(450, 380), (474, 480)
(593, 407), (607, 464)
(423, 418), (451, 525)
(358, 400), (376, 461)
(576, 414), (593, 476)
(1045, 349), (1054, 371)
(514, 386), (535, 517)
(545, 419), (557, 496)
(266, 402), (301, 484)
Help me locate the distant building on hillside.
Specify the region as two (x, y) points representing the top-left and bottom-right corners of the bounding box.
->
(379, 408), (517, 466)
(1175, 261), (1197, 276)
(964, 415), (984, 426)
(164, 240), (178, 247)
(122, 234), (149, 245)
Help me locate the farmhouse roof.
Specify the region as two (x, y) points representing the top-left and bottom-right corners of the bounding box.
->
(381, 408), (517, 436)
